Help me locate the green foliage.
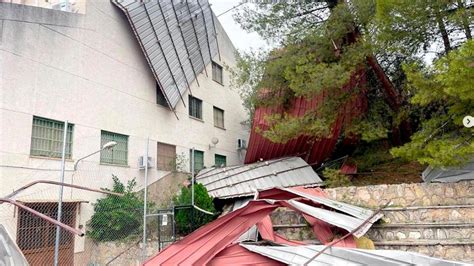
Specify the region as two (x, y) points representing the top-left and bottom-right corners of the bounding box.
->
(228, 50), (269, 125)
(323, 168), (352, 188)
(352, 141), (403, 172)
(374, 0), (472, 55)
(232, 1), (389, 143)
(232, 0), (472, 168)
(391, 41), (474, 167)
(167, 153), (188, 173)
(173, 183), (216, 235)
(87, 175), (152, 242)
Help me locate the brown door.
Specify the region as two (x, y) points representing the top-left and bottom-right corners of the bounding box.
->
(17, 202), (77, 265)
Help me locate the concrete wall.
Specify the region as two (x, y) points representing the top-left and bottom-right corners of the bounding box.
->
(146, 172), (190, 208)
(0, 0), (248, 257)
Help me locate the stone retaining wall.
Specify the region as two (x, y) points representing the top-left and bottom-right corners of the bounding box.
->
(270, 181), (474, 262)
(324, 180), (474, 208)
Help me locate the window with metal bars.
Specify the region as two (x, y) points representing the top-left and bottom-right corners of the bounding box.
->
(190, 149), (204, 174)
(212, 62), (223, 84)
(157, 142), (176, 171)
(30, 116), (74, 159)
(214, 154), (226, 167)
(188, 95), (203, 120)
(213, 107), (225, 129)
(100, 131), (128, 165)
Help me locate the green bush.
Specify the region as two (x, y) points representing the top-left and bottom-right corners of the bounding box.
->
(323, 168), (352, 188)
(87, 175), (152, 242)
(173, 183), (216, 235)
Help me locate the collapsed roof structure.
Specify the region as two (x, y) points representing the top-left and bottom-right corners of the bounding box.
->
(144, 186), (466, 265)
(244, 71), (366, 166)
(112, 0), (220, 112)
(240, 244), (469, 265)
(197, 157), (323, 200)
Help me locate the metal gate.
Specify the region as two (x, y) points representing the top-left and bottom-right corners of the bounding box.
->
(146, 205), (197, 251)
(147, 208), (175, 251)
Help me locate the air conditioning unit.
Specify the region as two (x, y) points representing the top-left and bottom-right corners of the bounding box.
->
(138, 156), (153, 169)
(237, 139), (247, 150)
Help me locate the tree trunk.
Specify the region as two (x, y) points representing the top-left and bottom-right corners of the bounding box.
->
(366, 56), (401, 111)
(435, 13), (451, 52)
(457, 0), (472, 40)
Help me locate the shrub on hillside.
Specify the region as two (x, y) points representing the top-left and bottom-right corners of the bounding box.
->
(173, 183), (216, 235)
(323, 168), (352, 188)
(87, 175), (152, 242)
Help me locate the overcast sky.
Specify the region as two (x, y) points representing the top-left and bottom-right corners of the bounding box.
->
(209, 0), (270, 52)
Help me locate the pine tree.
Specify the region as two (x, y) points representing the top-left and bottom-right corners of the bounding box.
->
(232, 0), (473, 166)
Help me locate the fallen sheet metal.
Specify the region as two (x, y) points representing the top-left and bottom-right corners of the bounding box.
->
(143, 200), (280, 265)
(197, 157), (323, 199)
(422, 159), (474, 183)
(208, 243), (285, 266)
(287, 199), (371, 238)
(241, 244), (471, 266)
(258, 187), (383, 238)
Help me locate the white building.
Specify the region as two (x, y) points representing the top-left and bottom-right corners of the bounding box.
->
(0, 0), (248, 264)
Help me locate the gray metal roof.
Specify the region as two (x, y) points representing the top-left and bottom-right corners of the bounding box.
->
(0, 224), (29, 265)
(196, 157), (323, 199)
(422, 159), (474, 183)
(241, 244), (470, 266)
(112, 0), (220, 110)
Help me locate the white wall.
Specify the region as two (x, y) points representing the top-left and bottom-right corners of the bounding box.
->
(0, 0), (248, 252)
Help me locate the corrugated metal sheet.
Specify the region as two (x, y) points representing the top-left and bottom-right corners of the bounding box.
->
(244, 69), (367, 165)
(259, 187), (376, 220)
(112, 0), (219, 110)
(196, 157), (323, 199)
(257, 187), (382, 238)
(241, 244), (470, 266)
(422, 159), (474, 183)
(287, 200), (370, 238)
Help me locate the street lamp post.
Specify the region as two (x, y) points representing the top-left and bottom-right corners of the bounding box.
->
(73, 141), (118, 171)
(53, 140), (117, 266)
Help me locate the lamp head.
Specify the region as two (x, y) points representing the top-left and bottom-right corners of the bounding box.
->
(102, 141), (117, 150)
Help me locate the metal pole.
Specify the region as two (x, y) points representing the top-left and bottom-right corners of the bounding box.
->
(53, 120), (68, 266)
(191, 147), (195, 206)
(142, 138), (149, 261)
(172, 207), (176, 242)
(158, 215), (161, 252)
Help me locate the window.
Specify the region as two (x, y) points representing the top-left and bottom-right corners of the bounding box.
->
(190, 149), (204, 174)
(212, 62), (223, 84)
(188, 95), (203, 120)
(213, 107), (225, 129)
(156, 83), (169, 108)
(215, 154), (226, 167)
(100, 131), (128, 165)
(157, 142), (176, 171)
(30, 116), (73, 159)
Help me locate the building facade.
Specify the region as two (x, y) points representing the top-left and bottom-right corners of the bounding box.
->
(0, 0), (248, 263)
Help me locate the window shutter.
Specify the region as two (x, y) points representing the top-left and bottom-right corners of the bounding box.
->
(100, 131), (128, 165)
(31, 117), (73, 159)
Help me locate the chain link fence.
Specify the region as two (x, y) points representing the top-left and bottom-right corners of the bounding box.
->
(0, 178), (199, 265)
